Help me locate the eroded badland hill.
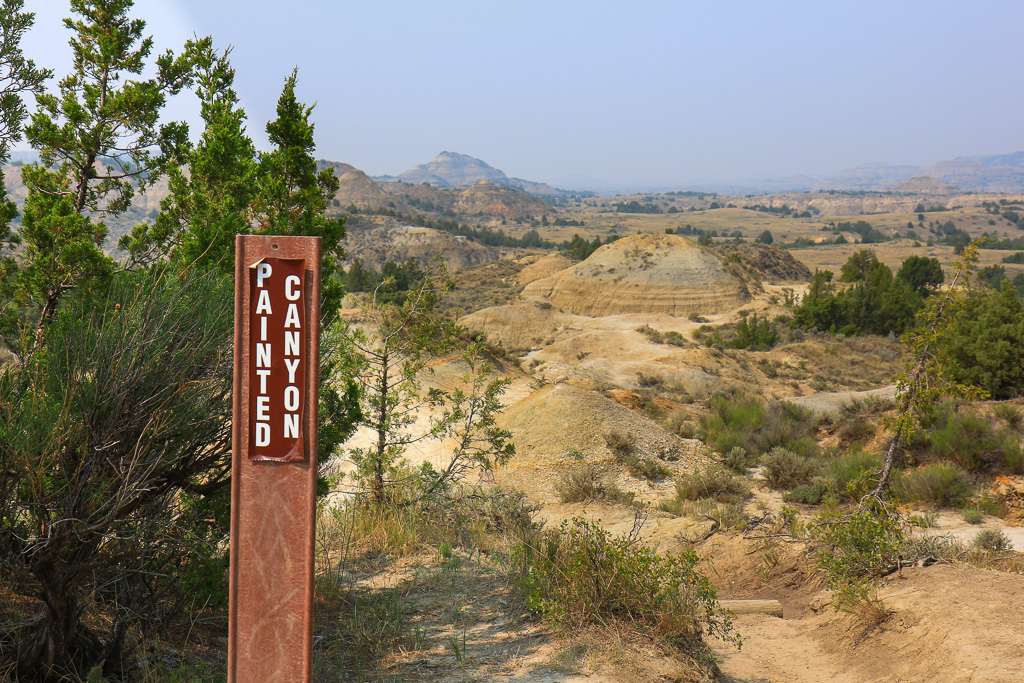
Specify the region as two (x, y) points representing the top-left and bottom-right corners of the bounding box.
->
(7, 152), (1024, 681)
(317, 182), (1024, 682)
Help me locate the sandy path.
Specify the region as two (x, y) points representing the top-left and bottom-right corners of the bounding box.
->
(715, 564), (1024, 683)
(717, 613), (861, 683)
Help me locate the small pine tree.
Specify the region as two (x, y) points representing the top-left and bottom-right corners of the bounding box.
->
(344, 268), (514, 504)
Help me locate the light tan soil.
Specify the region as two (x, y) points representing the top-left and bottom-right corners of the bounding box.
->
(325, 233), (1024, 682)
(715, 564), (1024, 683)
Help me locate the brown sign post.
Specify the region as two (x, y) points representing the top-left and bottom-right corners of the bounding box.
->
(229, 235), (321, 682)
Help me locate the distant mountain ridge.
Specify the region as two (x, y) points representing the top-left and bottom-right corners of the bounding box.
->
(313, 150), (1024, 197)
(557, 153), (1024, 195)
(381, 151), (574, 196)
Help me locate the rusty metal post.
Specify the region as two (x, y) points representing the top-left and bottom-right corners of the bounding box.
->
(229, 235), (321, 682)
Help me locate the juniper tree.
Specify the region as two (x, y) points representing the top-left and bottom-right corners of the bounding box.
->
(9, 0), (194, 352)
(0, 0), (49, 161)
(119, 39), (258, 270)
(253, 68), (347, 315)
(0, 0), (51, 337)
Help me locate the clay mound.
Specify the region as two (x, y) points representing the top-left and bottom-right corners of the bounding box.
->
(496, 383), (708, 484)
(317, 159), (357, 177)
(516, 253), (573, 285)
(335, 169), (389, 208)
(376, 180), (459, 212)
(522, 233), (750, 317)
(454, 180), (553, 218)
(342, 222), (501, 272)
(890, 175), (962, 195)
(716, 243), (812, 283)
(460, 299), (572, 350)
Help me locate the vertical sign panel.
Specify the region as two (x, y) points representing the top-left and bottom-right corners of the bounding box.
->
(249, 257), (306, 462)
(229, 236), (320, 683)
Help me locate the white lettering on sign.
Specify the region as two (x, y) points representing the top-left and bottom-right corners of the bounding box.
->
(285, 275), (301, 301)
(256, 343), (271, 368)
(284, 303), (301, 329)
(284, 357), (300, 384)
(285, 331), (299, 357)
(250, 258), (306, 460)
(256, 422), (270, 447)
(255, 289), (272, 315)
(283, 413), (299, 439)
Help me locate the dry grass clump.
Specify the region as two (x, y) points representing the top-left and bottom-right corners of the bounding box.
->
(992, 402), (1023, 431)
(761, 447), (823, 490)
(699, 393), (819, 461)
(973, 528), (1014, 552)
(513, 514), (738, 676)
(603, 431), (671, 481)
(635, 325), (688, 347)
(555, 465), (636, 505)
(672, 463), (750, 504)
(892, 462), (973, 507)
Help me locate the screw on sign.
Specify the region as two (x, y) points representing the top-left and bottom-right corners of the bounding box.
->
(249, 258), (306, 461)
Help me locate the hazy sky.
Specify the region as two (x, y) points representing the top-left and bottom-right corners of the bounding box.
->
(21, 0), (1024, 187)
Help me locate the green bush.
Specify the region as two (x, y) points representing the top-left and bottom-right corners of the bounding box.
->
(750, 401), (819, 457)
(621, 455), (671, 481)
(699, 394), (818, 459)
(783, 480), (829, 505)
(837, 419), (876, 445)
(727, 313), (780, 351)
(961, 507), (984, 524)
(973, 528), (1013, 552)
(793, 254), (924, 336)
(515, 517), (737, 648)
(663, 330), (687, 346)
(992, 403), (1023, 431)
(603, 432), (669, 481)
(816, 501), (905, 586)
(892, 463), (973, 507)
(666, 412), (697, 439)
(658, 497), (748, 531)
(825, 447), (880, 500)
(0, 268), (237, 670)
(1003, 438), (1024, 474)
(604, 431), (635, 457)
(699, 393), (764, 455)
(929, 411), (1005, 471)
(900, 533), (966, 563)
(722, 446), (755, 473)
(937, 283), (1024, 400)
(673, 463), (750, 504)
(761, 447), (823, 490)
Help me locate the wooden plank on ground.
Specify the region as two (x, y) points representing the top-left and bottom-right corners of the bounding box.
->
(719, 599), (784, 617)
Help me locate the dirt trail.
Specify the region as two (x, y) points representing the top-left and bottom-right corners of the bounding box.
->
(717, 614), (861, 683)
(715, 564), (1024, 683)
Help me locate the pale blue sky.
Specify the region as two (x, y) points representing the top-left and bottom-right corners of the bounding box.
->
(21, 0), (1024, 187)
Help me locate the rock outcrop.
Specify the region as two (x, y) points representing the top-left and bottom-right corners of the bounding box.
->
(516, 253), (574, 285)
(714, 243), (812, 283)
(397, 151), (509, 187)
(334, 169), (389, 208)
(342, 221), (503, 272)
(889, 176), (961, 195)
(521, 234), (750, 317)
(454, 180), (553, 218)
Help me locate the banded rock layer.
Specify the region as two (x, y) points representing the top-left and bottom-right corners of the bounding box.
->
(522, 234), (750, 317)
